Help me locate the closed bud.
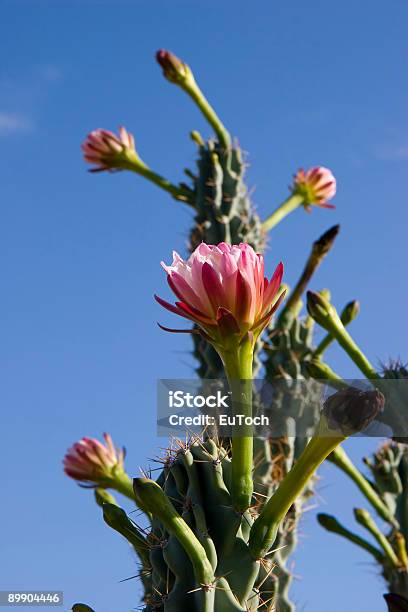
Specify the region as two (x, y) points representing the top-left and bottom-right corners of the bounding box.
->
(313, 225), (340, 257)
(72, 605), (95, 612)
(317, 513), (342, 532)
(306, 290), (337, 329)
(323, 387), (385, 436)
(156, 49), (194, 87)
(340, 300), (360, 326)
(384, 593), (408, 611)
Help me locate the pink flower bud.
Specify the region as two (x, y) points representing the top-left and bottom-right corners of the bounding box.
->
(156, 49), (193, 85)
(292, 166), (336, 210)
(63, 433), (125, 485)
(155, 242), (285, 347)
(81, 126), (136, 173)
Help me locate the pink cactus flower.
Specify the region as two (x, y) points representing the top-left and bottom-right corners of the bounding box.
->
(63, 433), (125, 484)
(156, 242), (285, 346)
(81, 126), (136, 173)
(293, 167), (336, 210)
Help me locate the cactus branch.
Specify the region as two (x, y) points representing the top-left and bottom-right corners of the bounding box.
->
(328, 447), (399, 527)
(249, 433), (345, 559)
(317, 513), (386, 563)
(278, 225), (340, 329)
(354, 508), (401, 568)
(102, 503), (151, 567)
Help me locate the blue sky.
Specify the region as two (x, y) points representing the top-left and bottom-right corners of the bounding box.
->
(0, 1), (407, 611)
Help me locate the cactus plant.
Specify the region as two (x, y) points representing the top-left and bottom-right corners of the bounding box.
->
(68, 50), (386, 612)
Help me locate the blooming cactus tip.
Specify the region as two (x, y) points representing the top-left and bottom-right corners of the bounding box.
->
(156, 242), (285, 352)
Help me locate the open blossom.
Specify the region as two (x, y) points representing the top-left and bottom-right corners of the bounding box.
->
(63, 433), (125, 484)
(155, 242), (285, 347)
(81, 126), (136, 173)
(292, 167), (336, 210)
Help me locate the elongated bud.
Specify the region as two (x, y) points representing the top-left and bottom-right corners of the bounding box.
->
(312, 225), (340, 257)
(156, 49), (194, 87)
(306, 290), (340, 330)
(317, 513), (342, 532)
(340, 300), (360, 326)
(323, 387), (385, 436)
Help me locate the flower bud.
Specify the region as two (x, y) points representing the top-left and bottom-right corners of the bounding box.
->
(292, 166), (336, 210)
(323, 387), (385, 436)
(72, 605), (94, 612)
(340, 300), (360, 326)
(94, 488), (117, 507)
(156, 49), (194, 87)
(63, 433), (125, 486)
(312, 225), (340, 258)
(306, 290), (339, 330)
(317, 513), (342, 532)
(81, 126), (137, 173)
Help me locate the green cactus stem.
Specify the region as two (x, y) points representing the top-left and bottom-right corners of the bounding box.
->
(354, 508), (401, 568)
(103, 503), (151, 567)
(328, 447), (399, 527)
(317, 513), (386, 563)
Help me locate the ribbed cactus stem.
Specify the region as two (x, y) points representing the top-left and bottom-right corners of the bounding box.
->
(249, 432), (345, 558)
(262, 194), (304, 232)
(222, 339), (254, 513)
(278, 226), (340, 329)
(354, 508), (401, 568)
(317, 513), (386, 563)
(133, 478), (215, 587)
(328, 447), (399, 527)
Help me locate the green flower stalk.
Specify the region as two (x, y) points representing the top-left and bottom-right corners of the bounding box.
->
(354, 508), (401, 568)
(306, 290), (380, 380)
(156, 49), (231, 150)
(317, 513), (386, 563)
(156, 242), (285, 512)
(249, 387), (384, 558)
(262, 166), (336, 232)
(81, 126), (192, 202)
(328, 446), (398, 527)
(133, 478), (216, 592)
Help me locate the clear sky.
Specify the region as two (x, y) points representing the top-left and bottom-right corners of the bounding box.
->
(1, 1), (407, 611)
